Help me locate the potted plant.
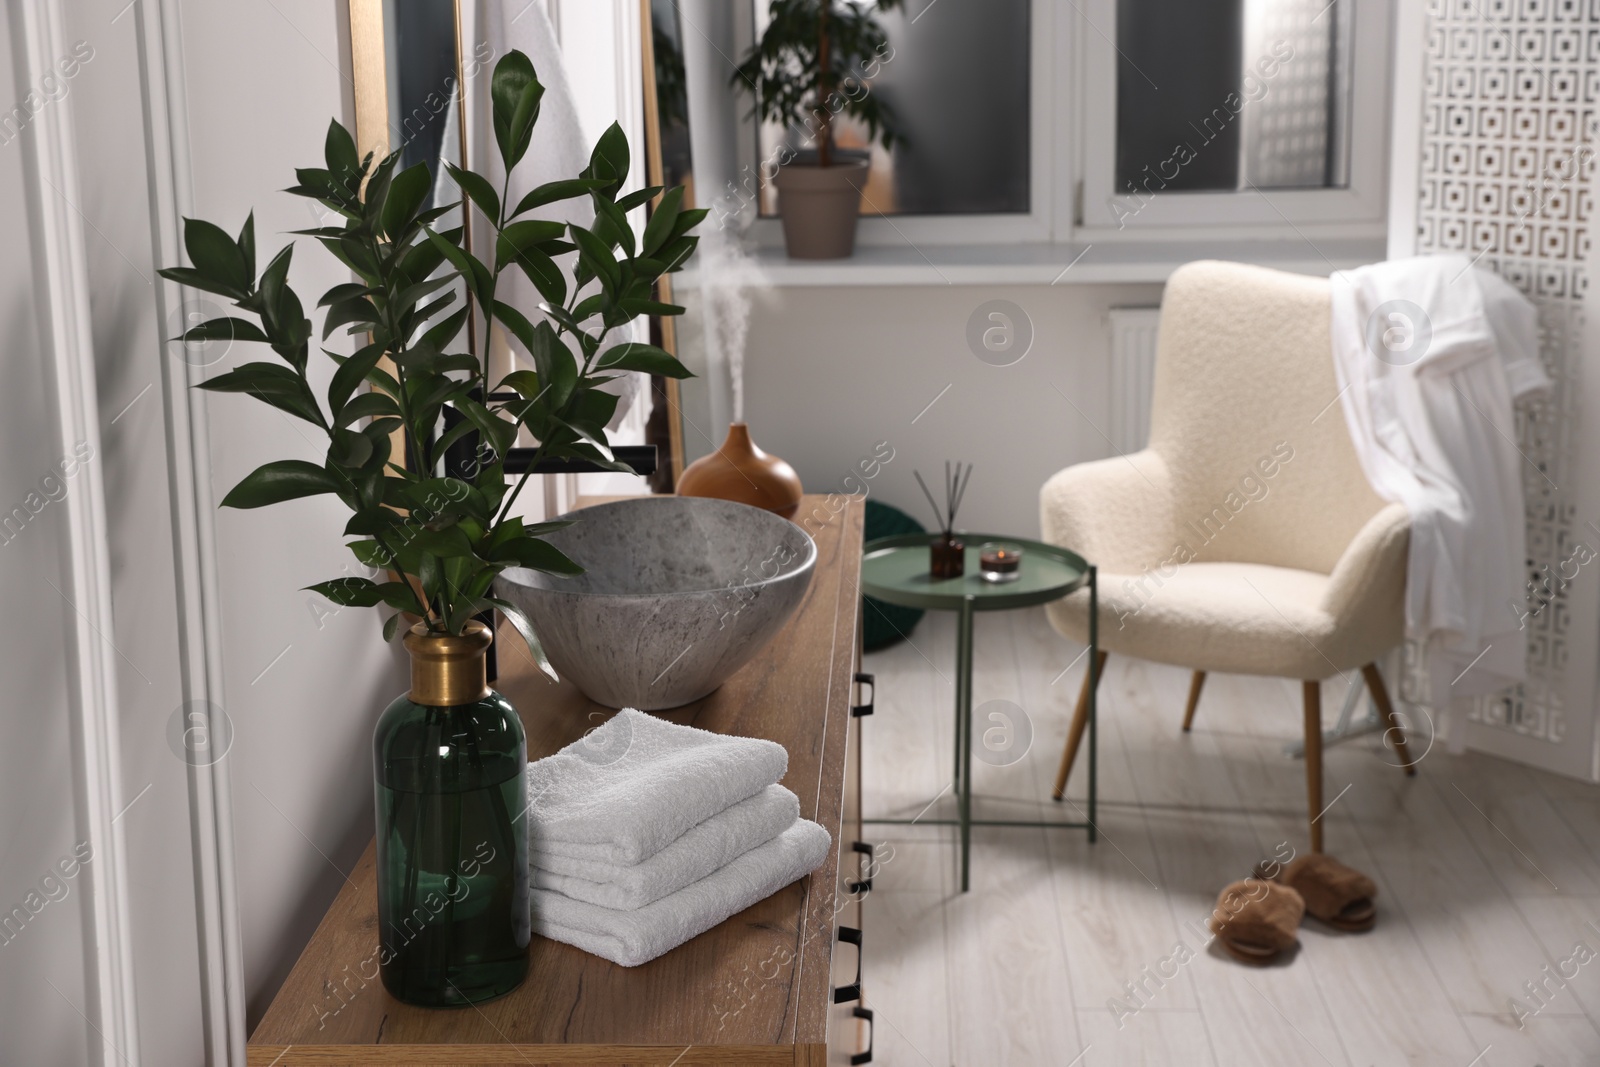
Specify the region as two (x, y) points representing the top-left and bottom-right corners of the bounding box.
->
(158, 51), (703, 1006)
(733, 0), (903, 258)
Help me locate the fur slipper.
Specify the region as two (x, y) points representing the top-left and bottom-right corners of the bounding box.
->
(1281, 854), (1377, 932)
(1208, 878), (1305, 965)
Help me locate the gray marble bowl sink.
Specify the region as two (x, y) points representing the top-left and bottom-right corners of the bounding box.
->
(494, 496), (816, 710)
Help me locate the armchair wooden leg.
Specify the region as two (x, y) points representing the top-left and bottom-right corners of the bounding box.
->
(1181, 671), (1206, 732)
(1362, 663), (1417, 776)
(1304, 680), (1324, 854)
(1053, 650), (1108, 801)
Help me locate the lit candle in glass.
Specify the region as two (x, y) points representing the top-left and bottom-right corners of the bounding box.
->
(978, 543), (1023, 583)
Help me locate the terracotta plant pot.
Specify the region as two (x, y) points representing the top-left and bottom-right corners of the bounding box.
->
(677, 422), (804, 519)
(772, 158), (869, 259)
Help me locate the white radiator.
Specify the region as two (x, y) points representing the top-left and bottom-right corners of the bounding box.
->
(1108, 307), (1161, 456)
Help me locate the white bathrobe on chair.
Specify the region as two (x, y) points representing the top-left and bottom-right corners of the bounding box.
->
(1329, 255), (1550, 746)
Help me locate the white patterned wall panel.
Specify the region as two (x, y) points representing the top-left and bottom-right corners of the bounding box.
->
(1411, 0), (1598, 760)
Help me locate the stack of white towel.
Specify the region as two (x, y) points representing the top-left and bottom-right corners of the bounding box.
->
(526, 708), (831, 967)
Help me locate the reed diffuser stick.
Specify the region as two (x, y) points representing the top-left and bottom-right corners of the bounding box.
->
(913, 470), (947, 533)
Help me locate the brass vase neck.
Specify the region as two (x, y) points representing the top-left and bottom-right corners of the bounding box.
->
(403, 621), (493, 706)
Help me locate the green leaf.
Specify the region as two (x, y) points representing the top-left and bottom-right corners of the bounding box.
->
(507, 76), (545, 168)
(568, 224), (621, 293)
(199, 361), (327, 426)
(426, 227), (494, 307)
(157, 266), (249, 302)
(336, 390), (401, 427)
(457, 396), (517, 459)
(487, 596), (558, 682)
(380, 162), (432, 239)
(237, 213), (256, 284)
(179, 317), (269, 344)
(257, 244), (294, 327)
(410, 524), (475, 559)
(530, 320), (580, 407)
(444, 163), (501, 222)
(382, 612), (403, 642)
(421, 306), (469, 353)
(642, 185), (684, 256)
(182, 217), (251, 297)
(327, 342), (388, 415)
(496, 219), (566, 261)
(362, 152), (401, 224)
(345, 506), (401, 535)
(491, 51), (543, 168)
(498, 370), (546, 401)
(317, 282), (371, 308)
(583, 121), (630, 192)
(325, 119), (361, 189)
(393, 274), (456, 319)
(321, 296), (378, 341)
(619, 297), (686, 317)
(510, 178), (611, 218)
(615, 185), (661, 213)
(567, 387), (619, 441)
(306, 577), (421, 615)
(595, 341), (692, 378)
(487, 534), (583, 576)
(512, 245), (566, 307)
(306, 577), (383, 606)
(221, 459), (343, 509)
(329, 427), (374, 467)
(394, 232), (451, 290)
(592, 197), (635, 257)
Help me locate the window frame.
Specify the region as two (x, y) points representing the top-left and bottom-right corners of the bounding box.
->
(722, 0), (1392, 254)
(1070, 0), (1394, 241)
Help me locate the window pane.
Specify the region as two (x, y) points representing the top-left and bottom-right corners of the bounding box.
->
(756, 0), (1031, 216)
(1115, 0), (1351, 195)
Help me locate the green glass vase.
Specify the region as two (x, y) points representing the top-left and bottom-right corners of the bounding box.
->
(373, 621), (529, 1007)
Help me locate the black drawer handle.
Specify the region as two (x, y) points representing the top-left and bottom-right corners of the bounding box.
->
(850, 1005), (874, 1064)
(834, 925), (863, 1004)
(848, 841), (874, 895)
(852, 672), (875, 718)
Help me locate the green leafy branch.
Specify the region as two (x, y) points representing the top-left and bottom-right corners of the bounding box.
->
(157, 50), (704, 674)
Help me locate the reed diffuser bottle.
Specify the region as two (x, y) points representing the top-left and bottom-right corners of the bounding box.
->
(373, 621), (530, 1006)
(916, 462), (974, 580)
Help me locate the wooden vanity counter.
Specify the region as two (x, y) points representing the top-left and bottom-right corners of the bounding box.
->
(248, 495), (864, 1066)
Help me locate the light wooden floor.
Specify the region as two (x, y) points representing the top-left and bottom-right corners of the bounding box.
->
(828, 607), (1600, 1067)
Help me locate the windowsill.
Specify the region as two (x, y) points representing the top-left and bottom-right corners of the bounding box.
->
(677, 237), (1386, 288)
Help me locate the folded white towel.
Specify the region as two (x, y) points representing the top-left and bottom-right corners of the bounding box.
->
(527, 708), (789, 866)
(533, 783), (800, 910)
(533, 818), (832, 967)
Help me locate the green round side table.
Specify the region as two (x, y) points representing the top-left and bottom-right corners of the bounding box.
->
(859, 533), (1100, 892)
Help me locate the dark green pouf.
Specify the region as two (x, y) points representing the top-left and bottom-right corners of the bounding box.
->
(863, 499), (926, 652)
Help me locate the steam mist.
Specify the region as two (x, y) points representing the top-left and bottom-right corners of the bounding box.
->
(697, 224), (761, 424)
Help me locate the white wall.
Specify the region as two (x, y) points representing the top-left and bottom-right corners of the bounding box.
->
(174, 0), (408, 1031)
(702, 282), (1163, 539)
(0, 9), (96, 1061)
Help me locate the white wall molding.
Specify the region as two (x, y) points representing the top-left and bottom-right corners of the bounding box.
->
(135, 1), (248, 1060)
(12, 0), (139, 1061)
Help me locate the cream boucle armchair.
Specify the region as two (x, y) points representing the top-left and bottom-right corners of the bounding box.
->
(1042, 260), (1416, 852)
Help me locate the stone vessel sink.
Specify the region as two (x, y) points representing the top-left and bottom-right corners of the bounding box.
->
(494, 496), (816, 710)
